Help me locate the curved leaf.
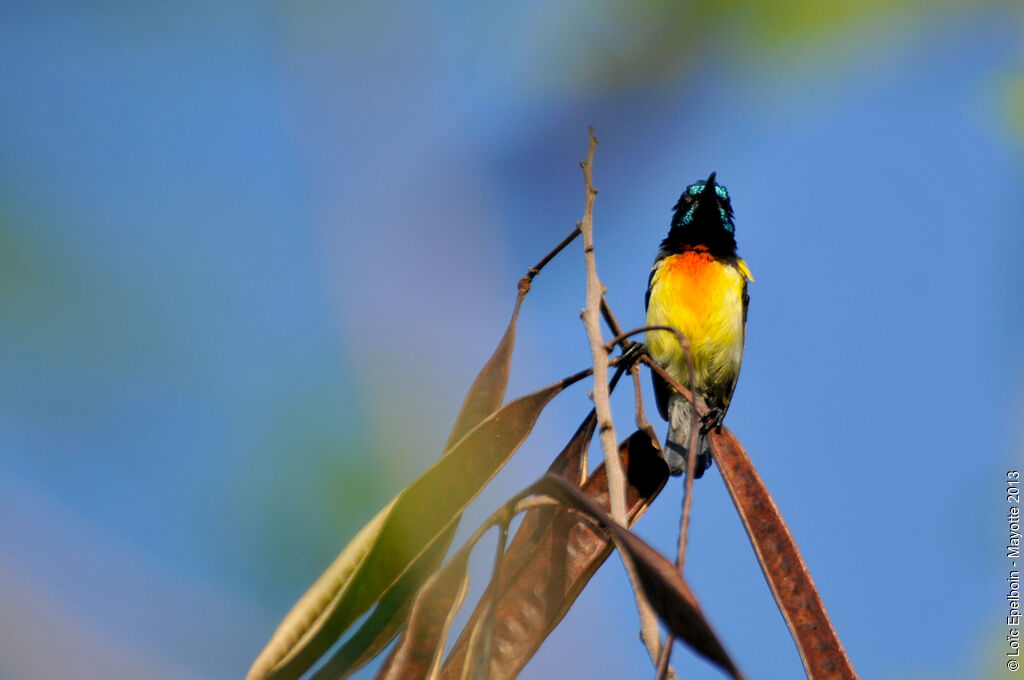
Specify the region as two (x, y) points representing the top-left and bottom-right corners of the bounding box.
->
(249, 292), (529, 680)
(309, 526), (456, 680)
(487, 410), (596, 586)
(375, 550), (472, 680)
(246, 498), (396, 680)
(538, 473), (744, 680)
(458, 519), (509, 680)
(709, 428), (858, 680)
(445, 296), (523, 450)
(265, 380), (570, 680)
(441, 430), (668, 680)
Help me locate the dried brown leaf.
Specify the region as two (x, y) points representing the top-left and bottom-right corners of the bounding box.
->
(440, 430), (668, 680)
(458, 519), (510, 680)
(444, 296), (524, 451)
(546, 409), (595, 486)
(709, 428), (858, 680)
(538, 473), (744, 680)
(375, 550), (472, 680)
(489, 410), (597, 587)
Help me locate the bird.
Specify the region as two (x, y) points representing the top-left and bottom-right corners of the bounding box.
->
(645, 172), (752, 477)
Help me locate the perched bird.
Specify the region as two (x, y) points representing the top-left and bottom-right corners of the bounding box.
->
(645, 173), (752, 477)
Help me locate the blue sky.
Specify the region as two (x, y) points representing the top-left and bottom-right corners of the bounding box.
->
(0, 3), (1021, 679)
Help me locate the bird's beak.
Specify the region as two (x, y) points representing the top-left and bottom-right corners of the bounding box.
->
(700, 172), (718, 202)
(693, 171), (720, 222)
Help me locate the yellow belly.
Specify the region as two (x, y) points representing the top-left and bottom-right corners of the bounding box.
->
(646, 250), (748, 399)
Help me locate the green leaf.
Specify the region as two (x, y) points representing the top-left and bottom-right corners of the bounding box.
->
(248, 291), (528, 680)
(246, 498), (396, 680)
(308, 525), (456, 680)
(264, 379), (573, 680)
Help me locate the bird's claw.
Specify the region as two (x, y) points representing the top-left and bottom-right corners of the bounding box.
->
(620, 341), (647, 367)
(699, 409), (724, 435)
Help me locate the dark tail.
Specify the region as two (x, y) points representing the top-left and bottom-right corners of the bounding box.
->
(664, 393), (712, 478)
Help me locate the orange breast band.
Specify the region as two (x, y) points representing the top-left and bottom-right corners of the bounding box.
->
(657, 249), (730, 320)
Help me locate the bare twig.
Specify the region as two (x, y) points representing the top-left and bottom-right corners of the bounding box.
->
(604, 325), (688, 354)
(626, 379), (670, 677)
(655, 324), (700, 680)
(577, 126), (627, 525)
(679, 342), (698, 571)
(623, 554), (671, 676)
(639, 356), (707, 416)
(607, 331), (702, 567)
(598, 304), (660, 445)
(599, 297), (623, 339)
(661, 327), (700, 680)
(597, 289), (686, 678)
(555, 355), (630, 394)
(630, 368), (654, 436)
(576, 132), (671, 677)
(521, 226), (582, 296)
(655, 639), (673, 680)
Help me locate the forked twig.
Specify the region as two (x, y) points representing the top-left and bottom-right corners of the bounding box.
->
(575, 137), (674, 675)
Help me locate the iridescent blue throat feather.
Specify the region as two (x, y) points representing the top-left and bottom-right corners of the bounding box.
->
(674, 181), (733, 232)
(664, 172), (737, 257)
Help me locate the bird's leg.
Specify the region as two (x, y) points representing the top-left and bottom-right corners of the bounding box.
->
(620, 340), (647, 368)
(700, 408), (724, 435)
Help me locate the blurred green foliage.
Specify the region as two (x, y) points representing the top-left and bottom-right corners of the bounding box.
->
(1006, 72), (1024, 141)
(536, 0), (1013, 91)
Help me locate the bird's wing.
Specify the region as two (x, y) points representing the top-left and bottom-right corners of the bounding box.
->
(645, 256), (672, 420)
(718, 264), (752, 416)
(644, 260), (658, 312)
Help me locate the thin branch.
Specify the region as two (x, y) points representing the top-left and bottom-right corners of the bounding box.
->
(679, 350), (698, 571)
(599, 297), (631, 350)
(679, 457), (698, 567)
(639, 355), (707, 415)
(521, 226), (582, 296)
(630, 367), (654, 437)
(604, 324), (689, 354)
(577, 126), (627, 525)
(656, 323), (700, 680)
(623, 357), (676, 680)
(655, 640), (673, 680)
(596, 303), (657, 436)
(556, 355), (629, 394)
(623, 554), (670, 676)
(577, 130), (668, 679)
(596, 281), (677, 678)
(599, 325), (670, 675)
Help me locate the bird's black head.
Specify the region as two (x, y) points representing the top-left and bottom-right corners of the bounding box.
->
(664, 172), (737, 255)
